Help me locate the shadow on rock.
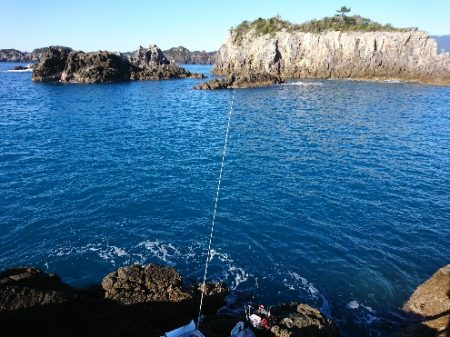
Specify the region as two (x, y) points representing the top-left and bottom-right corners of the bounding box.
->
(0, 265), (227, 337)
(395, 264), (450, 337)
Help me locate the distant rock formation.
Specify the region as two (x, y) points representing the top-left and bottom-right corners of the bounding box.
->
(32, 45), (203, 83)
(0, 46), (73, 62)
(194, 72), (283, 89)
(163, 46), (217, 64)
(0, 49), (29, 62)
(432, 35), (450, 53)
(214, 29), (450, 85)
(396, 264), (450, 337)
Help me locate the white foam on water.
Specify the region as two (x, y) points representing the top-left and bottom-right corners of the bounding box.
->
(228, 266), (249, 289)
(347, 300), (360, 309)
(286, 271), (320, 299)
(347, 299), (380, 328)
(138, 240), (181, 265)
(347, 300), (374, 313)
(209, 249), (230, 262)
(282, 81), (323, 87)
(383, 79), (403, 83)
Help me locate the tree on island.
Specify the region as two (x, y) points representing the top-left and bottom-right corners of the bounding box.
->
(336, 6), (351, 20)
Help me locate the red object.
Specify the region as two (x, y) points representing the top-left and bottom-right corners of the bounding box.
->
(261, 318), (270, 329)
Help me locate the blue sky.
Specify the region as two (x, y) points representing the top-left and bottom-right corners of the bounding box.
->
(1, 0), (449, 52)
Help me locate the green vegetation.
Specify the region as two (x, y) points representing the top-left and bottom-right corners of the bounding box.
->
(336, 6), (352, 19)
(231, 12), (418, 44)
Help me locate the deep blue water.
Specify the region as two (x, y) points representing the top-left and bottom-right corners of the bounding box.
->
(1, 63), (449, 336)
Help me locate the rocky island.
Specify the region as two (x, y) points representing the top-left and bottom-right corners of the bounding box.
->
(211, 15), (450, 86)
(163, 46), (217, 65)
(32, 44), (204, 83)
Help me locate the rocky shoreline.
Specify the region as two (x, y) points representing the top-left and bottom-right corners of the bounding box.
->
(1, 263), (448, 337)
(0, 264), (339, 337)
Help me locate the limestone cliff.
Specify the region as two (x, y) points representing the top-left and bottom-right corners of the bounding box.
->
(214, 30), (450, 85)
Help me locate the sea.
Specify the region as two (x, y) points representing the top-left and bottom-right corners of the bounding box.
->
(0, 63), (449, 336)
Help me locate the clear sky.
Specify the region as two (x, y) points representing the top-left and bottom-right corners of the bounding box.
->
(1, 0), (449, 52)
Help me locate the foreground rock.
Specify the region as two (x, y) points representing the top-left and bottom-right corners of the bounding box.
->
(269, 303), (340, 337)
(32, 44), (203, 83)
(194, 72), (283, 89)
(397, 264), (450, 337)
(214, 27), (450, 85)
(0, 264), (341, 337)
(0, 267), (78, 311)
(102, 264), (192, 304)
(0, 264), (228, 337)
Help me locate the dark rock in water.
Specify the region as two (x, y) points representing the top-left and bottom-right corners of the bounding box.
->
(102, 264), (192, 304)
(397, 264), (450, 337)
(11, 65), (28, 71)
(32, 47), (70, 82)
(61, 51), (133, 83)
(194, 72), (283, 89)
(0, 267), (78, 311)
(129, 44), (199, 80)
(130, 44), (170, 68)
(32, 44), (203, 83)
(269, 303), (341, 337)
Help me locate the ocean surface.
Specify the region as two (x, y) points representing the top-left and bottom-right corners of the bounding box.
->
(1, 62), (449, 336)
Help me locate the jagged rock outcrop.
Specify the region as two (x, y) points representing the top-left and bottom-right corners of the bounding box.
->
(397, 264), (450, 337)
(31, 47), (71, 82)
(163, 46), (217, 64)
(0, 49), (29, 62)
(269, 303), (340, 337)
(102, 264), (192, 304)
(214, 30), (450, 85)
(194, 72), (283, 89)
(32, 45), (202, 83)
(0, 267), (78, 311)
(60, 51), (134, 83)
(31, 46), (73, 62)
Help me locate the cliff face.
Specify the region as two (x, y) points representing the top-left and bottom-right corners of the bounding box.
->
(214, 30), (450, 85)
